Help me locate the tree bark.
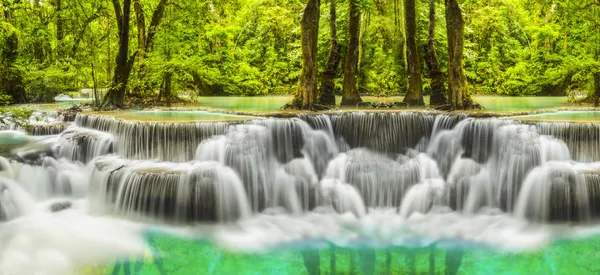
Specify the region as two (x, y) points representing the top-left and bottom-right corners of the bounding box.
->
(403, 0), (424, 106)
(103, 0), (168, 108)
(445, 0), (472, 109)
(164, 72), (172, 107)
(292, 0), (320, 109)
(92, 64), (101, 108)
(340, 0), (362, 106)
(318, 0), (340, 106)
(102, 0), (133, 108)
(133, 0), (168, 94)
(134, 0), (146, 69)
(56, 0), (64, 55)
(426, 0), (447, 106)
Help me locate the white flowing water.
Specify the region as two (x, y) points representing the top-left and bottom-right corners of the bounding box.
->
(2, 111), (600, 274)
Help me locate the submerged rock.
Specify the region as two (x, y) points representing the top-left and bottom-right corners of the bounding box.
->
(49, 201), (72, 212)
(356, 102), (373, 108)
(392, 101), (409, 108)
(57, 105), (83, 122)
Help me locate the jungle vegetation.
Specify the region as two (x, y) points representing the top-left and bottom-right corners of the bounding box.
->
(0, 0), (599, 109)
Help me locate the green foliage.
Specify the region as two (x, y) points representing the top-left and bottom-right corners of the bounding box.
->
(0, 0), (598, 103)
(0, 107), (34, 130)
(23, 63), (79, 102)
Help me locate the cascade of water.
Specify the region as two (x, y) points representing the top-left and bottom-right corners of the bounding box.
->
(2, 156), (88, 200)
(303, 129), (339, 179)
(272, 169), (304, 214)
(515, 162), (590, 222)
(446, 158), (486, 212)
(323, 149), (422, 208)
(253, 118), (306, 163)
(76, 114), (231, 162)
(0, 156), (14, 178)
(430, 113), (467, 138)
(89, 156), (250, 223)
(461, 169), (495, 214)
(489, 125), (572, 212)
(536, 121), (600, 162)
(298, 114), (336, 136)
(56, 126), (113, 163)
(329, 112), (436, 153)
(0, 177), (35, 221)
(272, 156), (319, 212)
(29, 124), (68, 136)
(20, 111), (600, 225)
(318, 178), (366, 217)
(194, 119), (340, 213)
(456, 118), (513, 163)
(585, 173), (600, 219)
(427, 130), (462, 178)
(399, 179), (448, 218)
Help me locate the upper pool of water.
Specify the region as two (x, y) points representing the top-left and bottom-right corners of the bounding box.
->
(512, 111), (600, 123)
(93, 110), (257, 122)
(175, 96), (572, 112)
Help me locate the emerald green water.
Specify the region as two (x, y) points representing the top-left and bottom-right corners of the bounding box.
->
(92, 111), (257, 122)
(11, 96), (572, 113)
(180, 96), (570, 112)
(100, 232), (600, 275)
(512, 111), (600, 122)
(473, 96), (569, 112)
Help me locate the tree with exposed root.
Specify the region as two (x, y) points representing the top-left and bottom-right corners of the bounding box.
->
(318, 0), (341, 106)
(340, 0), (362, 106)
(445, 0), (473, 109)
(291, 0), (321, 110)
(102, 0), (169, 109)
(403, 0), (424, 106)
(426, 0), (447, 106)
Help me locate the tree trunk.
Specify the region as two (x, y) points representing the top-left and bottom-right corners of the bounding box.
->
(102, 0), (133, 109)
(403, 0), (424, 106)
(426, 0), (447, 106)
(56, 0), (64, 56)
(292, 0), (320, 109)
(318, 0), (340, 106)
(134, 0), (146, 72)
(133, 0), (168, 94)
(594, 72), (600, 107)
(445, 0), (472, 109)
(340, 0), (362, 106)
(92, 62), (99, 107)
(165, 72), (172, 107)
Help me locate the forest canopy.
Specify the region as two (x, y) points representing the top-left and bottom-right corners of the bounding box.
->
(0, 0), (599, 107)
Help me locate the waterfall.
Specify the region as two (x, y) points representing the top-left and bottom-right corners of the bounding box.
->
(56, 126), (113, 163)
(0, 156), (88, 200)
(399, 179), (448, 218)
(272, 156), (319, 213)
(0, 177), (35, 221)
(29, 124), (68, 136)
(536, 121), (600, 162)
(76, 114), (230, 162)
(324, 149), (422, 208)
(515, 162), (590, 222)
(4, 111), (599, 225)
(318, 178), (366, 218)
(329, 112), (437, 153)
(89, 156), (250, 223)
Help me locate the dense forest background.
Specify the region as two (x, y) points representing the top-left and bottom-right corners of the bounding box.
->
(0, 0), (599, 108)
